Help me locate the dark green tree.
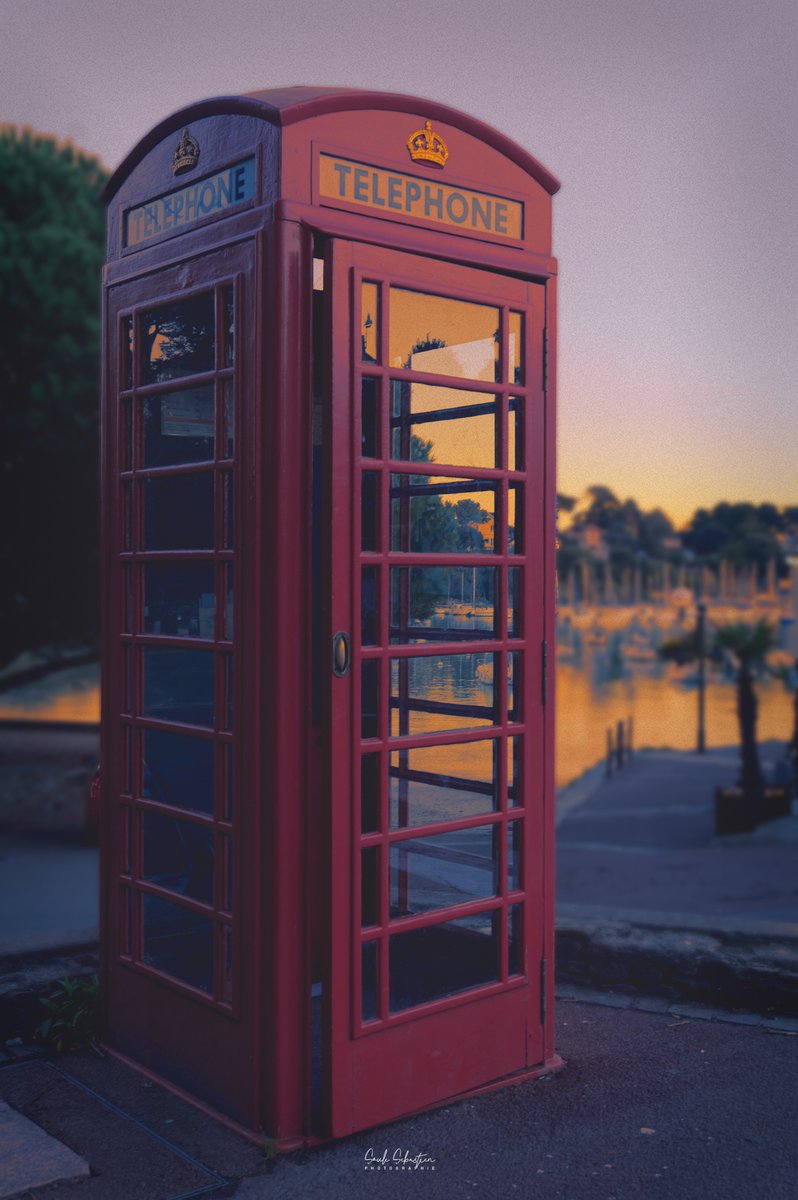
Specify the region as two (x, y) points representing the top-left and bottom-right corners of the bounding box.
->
(0, 129), (107, 667)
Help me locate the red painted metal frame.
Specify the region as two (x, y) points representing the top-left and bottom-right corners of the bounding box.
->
(324, 239), (552, 1136)
(102, 87), (559, 1146)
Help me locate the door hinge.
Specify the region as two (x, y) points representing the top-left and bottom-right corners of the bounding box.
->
(540, 958), (547, 1025)
(541, 639), (548, 706)
(542, 327), (548, 392)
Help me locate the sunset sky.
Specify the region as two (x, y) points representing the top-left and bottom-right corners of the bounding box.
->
(2, 0), (795, 529)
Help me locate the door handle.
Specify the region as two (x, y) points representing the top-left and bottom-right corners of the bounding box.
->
(332, 631), (350, 677)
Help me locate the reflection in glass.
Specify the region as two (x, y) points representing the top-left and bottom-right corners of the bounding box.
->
(143, 473), (214, 550)
(143, 386), (215, 467)
(508, 484), (523, 554)
(362, 659), (379, 739)
(362, 846), (379, 927)
(390, 652), (495, 736)
(390, 825), (498, 917)
(508, 736), (520, 807)
(362, 472), (379, 551)
(509, 568), (522, 638)
(121, 398), (132, 470)
(223, 286), (235, 366)
(389, 289), (499, 382)
(361, 753), (380, 833)
(141, 293), (215, 383)
(142, 893), (213, 993)
(389, 910), (499, 1012)
(509, 397), (523, 471)
(143, 728), (214, 814)
(361, 565), (379, 646)
(361, 377), (379, 458)
(508, 312), (523, 384)
(508, 820), (522, 891)
(143, 810), (214, 905)
(143, 561), (215, 638)
(362, 941), (378, 1021)
(390, 739), (496, 827)
(361, 282), (379, 363)
(223, 379), (235, 458)
(390, 476), (495, 554)
(124, 316), (134, 389)
(390, 566), (497, 642)
(142, 646), (214, 726)
(508, 652), (522, 722)
(390, 380), (497, 468)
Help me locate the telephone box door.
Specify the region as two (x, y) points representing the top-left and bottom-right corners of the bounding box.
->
(326, 240), (550, 1134)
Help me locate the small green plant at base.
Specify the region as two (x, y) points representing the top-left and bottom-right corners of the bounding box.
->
(36, 975), (100, 1053)
(261, 1138), (278, 1160)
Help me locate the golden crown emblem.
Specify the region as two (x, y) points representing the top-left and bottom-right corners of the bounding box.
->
(407, 119), (448, 168)
(173, 128), (200, 176)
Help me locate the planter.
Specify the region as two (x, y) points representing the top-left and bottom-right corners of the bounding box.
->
(714, 786), (755, 836)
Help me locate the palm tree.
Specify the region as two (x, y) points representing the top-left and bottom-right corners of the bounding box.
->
(715, 619), (775, 827)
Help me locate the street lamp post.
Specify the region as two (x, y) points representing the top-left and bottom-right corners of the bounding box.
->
(697, 599), (707, 753)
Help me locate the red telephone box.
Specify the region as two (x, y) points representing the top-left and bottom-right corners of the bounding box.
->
(100, 87), (560, 1146)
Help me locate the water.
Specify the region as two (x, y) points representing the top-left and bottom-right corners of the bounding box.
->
(0, 620), (793, 791)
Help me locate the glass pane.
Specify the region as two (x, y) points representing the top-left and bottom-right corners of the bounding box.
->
(223, 286), (235, 367)
(142, 893), (213, 993)
(223, 655), (233, 732)
(390, 475), (495, 554)
(362, 660), (379, 739)
(223, 563), (233, 641)
(508, 652), (522, 722)
(143, 386), (214, 467)
(124, 316), (134, 389)
(390, 739), (497, 827)
(509, 484), (523, 554)
(361, 753), (380, 833)
(141, 293), (215, 384)
(221, 742), (233, 821)
(361, 377), (379, 457)
(361, 565), (379, 646)
(142, 728), (214, 814)
(222, 835), (233, 913)
(389, 289), (499, 382)
(362, 472), (379, 551)
(121, 806), (132, 875)
(508, 735), (520, 808)
(508, 312), (523, 384)
(121, 398), (132, 470)
(143, 561), (215, 638)
(143, 473), (214, 551)
(509, 568), (522, 638)
(222, 379), (234, 458)
(389, 910), (499, 1012)
(390, 652), (495, 737)
(361, 846), (379, 927)
(222, 472), (234, 549)
(390, 381), (497, 468)
(361, 282), (379, 363)
(142, 810), (214, 906)
(509, 903), (523, 975)
(508, 820), (522, 891)
(390, 825), (498, 918)
(509, 397), (523, 471)
(362, 941), (379, 1022)
(142, 646), (214, 727)
(390, 566), (497, 642)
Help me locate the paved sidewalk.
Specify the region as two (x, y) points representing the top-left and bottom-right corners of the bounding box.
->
(1, 997), (796, 1200)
